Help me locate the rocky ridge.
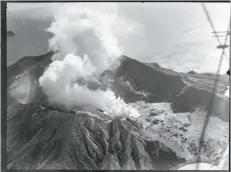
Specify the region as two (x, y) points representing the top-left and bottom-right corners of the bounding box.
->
(7, 52), (229, 170)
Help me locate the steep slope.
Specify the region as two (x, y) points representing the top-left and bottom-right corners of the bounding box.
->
(115, 56), (186, 103)
(114, 56), (229, 121)
(7, 51), (53, 107)
(8, 52), (229, 120)
(7, 101), (228, 170)
(6, 52), (229, 170)
(7, 103), (186, 170)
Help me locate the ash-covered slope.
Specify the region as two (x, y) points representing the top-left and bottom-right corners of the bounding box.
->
(7, 52), (229, 170)
(7, 51), (53, 83)
(7, 51), (54, 107)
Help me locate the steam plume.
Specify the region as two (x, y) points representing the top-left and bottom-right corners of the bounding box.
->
(39, 3), (140, 117)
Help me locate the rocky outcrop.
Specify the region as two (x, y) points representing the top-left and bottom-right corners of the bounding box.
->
(114, 56), (229, 121)
(7, 103), (185, 170)
(7, 31), (15, 37)
(7, 51), (53, 81)
(115, 56), (186, 103)
(7, 51), (54, 108)
(171, 86), (229, 121)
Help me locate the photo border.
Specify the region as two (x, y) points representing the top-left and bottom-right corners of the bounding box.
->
(1, 1), (230, 171)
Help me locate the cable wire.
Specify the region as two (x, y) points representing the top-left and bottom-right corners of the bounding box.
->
(197, 3), (230, 170)
(202, 3), (230, 61)
(201, 3), (221, 45)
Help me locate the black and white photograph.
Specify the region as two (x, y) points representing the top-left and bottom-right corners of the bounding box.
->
(5, 2), (230, 170)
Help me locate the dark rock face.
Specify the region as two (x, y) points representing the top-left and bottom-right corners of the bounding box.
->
(227, 69), (230, 75)
(7, 51), (54, 107)
(7, 51), (54, 81)
(114, 56), (229, 122)
(171, 86), (229, 121)
(187, 71), (197, 75)
(115, 56), (186, 103)
(150, 109), (165, 116)
(7, 31), (15, 37)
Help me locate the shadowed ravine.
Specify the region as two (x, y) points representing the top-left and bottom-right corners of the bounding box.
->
(7, 52), (229, 170)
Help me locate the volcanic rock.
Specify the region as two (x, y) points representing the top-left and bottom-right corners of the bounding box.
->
(114, 56), (229, 122)
(7, 103), (186, 170)
(6, 52), (229, 170)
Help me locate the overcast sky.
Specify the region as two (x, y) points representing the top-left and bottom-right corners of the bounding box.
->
(7, 2), (230, 20)
(6, 2), (230, 73)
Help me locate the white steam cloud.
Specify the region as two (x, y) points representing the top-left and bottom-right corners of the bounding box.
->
(39, 3), (140, 117)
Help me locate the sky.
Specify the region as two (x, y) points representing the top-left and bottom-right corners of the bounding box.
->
(6, 2), (231, 73)
(7, 3), (49, 11)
